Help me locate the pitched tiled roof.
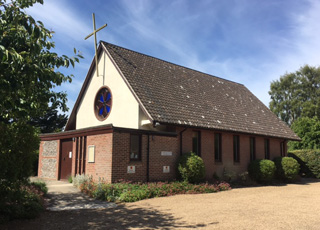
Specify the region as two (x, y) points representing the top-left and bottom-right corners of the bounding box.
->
(102, 42), (299, 140)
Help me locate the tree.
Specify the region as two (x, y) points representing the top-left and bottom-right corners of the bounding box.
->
(269, 65), (320, 126)
(0, 0), (82, 185)
(288, 117), (320, 150)
(29, 103), (68, 133)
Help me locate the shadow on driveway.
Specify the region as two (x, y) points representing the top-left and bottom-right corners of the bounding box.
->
(2, 204), (217, 230)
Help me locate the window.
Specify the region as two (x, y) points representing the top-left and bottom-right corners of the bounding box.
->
(94, 86), (112, 121)
(280, 142), (285, 157)
(214, 133), (222, 162)
(233, 135), (240, 163)
(192, 131), (201, 156)
(265, 139), (270, 159)
(250, 137), (256, 161)
(130, 134), (141, 160)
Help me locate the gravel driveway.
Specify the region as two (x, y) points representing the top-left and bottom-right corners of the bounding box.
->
(2, 179), (320, 230)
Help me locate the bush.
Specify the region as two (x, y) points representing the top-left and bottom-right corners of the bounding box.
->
(0, 181), (47, 223)
(248, 159), (276, 183)
(273, 157), (300, 182)
(76, 179), (231, 203)
(177, 152), (205, 183)
(288, 150), (320, 178)
(30, 181), (48, 195)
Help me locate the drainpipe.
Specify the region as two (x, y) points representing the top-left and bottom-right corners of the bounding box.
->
(146, 134), (150, 182)
(179, 128), (187, 156)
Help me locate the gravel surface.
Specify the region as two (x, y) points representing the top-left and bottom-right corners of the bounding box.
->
(2, 178), (320, 230)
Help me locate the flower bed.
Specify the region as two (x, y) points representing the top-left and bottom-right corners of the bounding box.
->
(73, 175), (231, 203)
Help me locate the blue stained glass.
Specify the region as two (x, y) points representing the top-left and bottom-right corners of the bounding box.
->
(106, 106), (110, 113)
(106, 93), (111, 101)
(100, 95), (104, 102)
(99, 108), (103, 115)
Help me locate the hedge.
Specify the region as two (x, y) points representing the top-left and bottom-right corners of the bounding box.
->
(288, 150), (320, 179)
(273, 157), (300, 182)
(248, 159), (276, 183)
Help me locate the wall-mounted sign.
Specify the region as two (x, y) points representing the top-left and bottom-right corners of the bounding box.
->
(69, 151), (72, 158)
(163, 166), (170, 173)
(127, 166), (136, 173)
(88, 145), (95, 163)
(161, 151), (172, 156)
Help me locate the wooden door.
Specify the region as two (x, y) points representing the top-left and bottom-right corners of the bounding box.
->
(59, 139), (73, 180)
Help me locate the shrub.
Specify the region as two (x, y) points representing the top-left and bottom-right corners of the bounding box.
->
(273, 157), (300, 182)
(30, 181), (48, 195)
(248, 159), (276, 183)
(73, 174), (91, 188)
(75, 178), (231, 203)
(177, 152), (205, 183)
(68, 175), (73, 183)
(0, 181), (47, 223)
(288, 150), (320, 178)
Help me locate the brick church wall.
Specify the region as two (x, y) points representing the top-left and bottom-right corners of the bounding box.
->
(85, 133), (113, 182)
(111, 132), (179, 183)
(177, 127), (285, 180)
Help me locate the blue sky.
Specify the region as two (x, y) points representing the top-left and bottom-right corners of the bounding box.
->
(26, 0), (320, 115)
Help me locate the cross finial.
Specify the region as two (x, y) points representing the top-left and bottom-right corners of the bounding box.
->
(85, 13), (107, 77)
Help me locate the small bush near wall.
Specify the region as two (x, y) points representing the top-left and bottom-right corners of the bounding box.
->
(75, 176), (231, 203)
(248, 159), (276, 183)
(0, 181), (47, 224)
(288, 150), (320, 179)
(177, 152), (205, 183)
(273, 157), (300, 182)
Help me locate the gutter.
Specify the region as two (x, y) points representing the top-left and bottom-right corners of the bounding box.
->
(147, 134), (150, 182)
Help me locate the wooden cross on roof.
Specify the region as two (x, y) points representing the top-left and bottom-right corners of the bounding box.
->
(85, 13), (107, 77)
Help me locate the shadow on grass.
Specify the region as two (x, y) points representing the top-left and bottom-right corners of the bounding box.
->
(2, 203), (219, 230)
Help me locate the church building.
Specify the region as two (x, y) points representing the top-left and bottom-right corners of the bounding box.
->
(38, 42), (300, 182)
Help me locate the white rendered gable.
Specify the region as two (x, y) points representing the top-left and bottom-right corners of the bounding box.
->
(76, 51), (140, 129)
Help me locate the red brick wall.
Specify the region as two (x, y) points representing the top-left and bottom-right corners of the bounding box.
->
(85, 133), (113, 182)
(149, 135), (179, 181)
(39, 127), (288, 183)
(177, 127), (286, 180)
(111, 132), (179, 183)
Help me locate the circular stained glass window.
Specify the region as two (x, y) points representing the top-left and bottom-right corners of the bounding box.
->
(94, 86), (112, 121)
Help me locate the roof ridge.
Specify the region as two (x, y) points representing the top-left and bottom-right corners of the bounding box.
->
(101, 41), (244, 86)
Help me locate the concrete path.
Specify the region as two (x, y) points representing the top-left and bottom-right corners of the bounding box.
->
(35, 179), (116, 211)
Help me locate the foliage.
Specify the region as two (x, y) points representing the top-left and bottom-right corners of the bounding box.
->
(73, 174), (91, 188)
(273, 157), (300, 182)
(28, 103), (68, 133)
(68, 175), (73, 183)
(177, 152), (205, 183)
(248, 159), (276, 183)
(31, 181), (48, 195)
(0, 180), (47, 223)
(0, 0), (81, 221)
(222, 168), (237, 183)
(269, 65), (320, 126)
(288, 150), (320, 179)
(76, 177), (231, 203)
(288, 117), (320, 150)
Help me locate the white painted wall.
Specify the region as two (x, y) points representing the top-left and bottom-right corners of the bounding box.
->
(76, 51), (140, 129)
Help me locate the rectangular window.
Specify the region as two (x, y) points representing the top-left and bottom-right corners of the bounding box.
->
(280, 142), (285, 157)
(250, 137), (256, 161)
(265, 139), (270, 159)
(233, 135), (240, 162)
(192, 131), (201, 156)
(130, 134), (141, 160)
(214, 133), (222, 162)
